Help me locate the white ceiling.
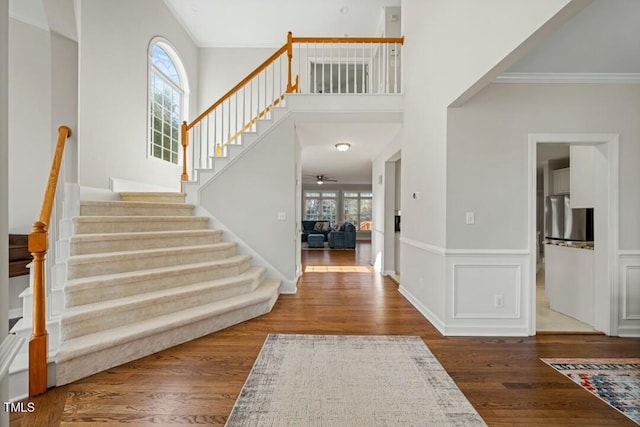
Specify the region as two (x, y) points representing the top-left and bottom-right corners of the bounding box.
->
(163, 0), (401, 48)
(297, 122), (401, 185)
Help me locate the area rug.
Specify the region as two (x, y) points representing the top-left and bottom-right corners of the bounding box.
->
(542, 358), (640, 424)
(226, 334), (486, 426)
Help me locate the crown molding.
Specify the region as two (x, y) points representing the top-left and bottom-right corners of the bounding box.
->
(494, 72), (640, 84)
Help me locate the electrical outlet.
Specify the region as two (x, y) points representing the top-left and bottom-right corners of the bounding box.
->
(494, 294), (504, 309)
(277, 211), (286, 220)
(466, 211), (475, 225)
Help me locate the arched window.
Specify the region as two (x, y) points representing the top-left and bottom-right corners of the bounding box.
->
(148, 39), (188, 164)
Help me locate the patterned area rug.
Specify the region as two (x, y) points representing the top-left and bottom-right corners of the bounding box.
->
(542, 358), (640, 424)
(226, 334), (486, 426)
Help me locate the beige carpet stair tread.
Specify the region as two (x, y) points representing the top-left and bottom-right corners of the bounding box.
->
(70, 229), (223, 255)
(73, 215), (209, 233)
(67, 242), (237, 279)
(65, 254), (252, 293)
(61, 267), (267, 339)
(63, 266), (266, 321)
(119, 192), (185, 203)
(56, 279), (280, 362)
(80, 200), (195, 216)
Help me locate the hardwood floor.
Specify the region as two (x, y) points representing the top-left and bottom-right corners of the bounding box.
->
(11, 242), (639, 426)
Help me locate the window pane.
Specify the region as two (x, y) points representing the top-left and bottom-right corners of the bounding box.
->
(344, 192), (358, 198)
(305, 199), (320, 220)
(321, 192), (337, 198)
(344, 199), (358, 226)
(321, 200), (336, 223)
(359, 199), (372, 230)
(305, 192), (320, 197)
(360, 192), (373, 198)
(151, 45), (181, 86)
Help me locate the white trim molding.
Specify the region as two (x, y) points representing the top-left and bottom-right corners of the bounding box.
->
(495, 72), (640, 84)
(400, 237), (446, 256)
(398, 286), (445, 334)
(400, 237), (528, 257)
(618, 251), (640, 337)
(528, 133), (619, 336)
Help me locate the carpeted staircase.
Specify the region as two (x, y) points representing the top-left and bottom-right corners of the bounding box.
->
(55, 192), (280, 385)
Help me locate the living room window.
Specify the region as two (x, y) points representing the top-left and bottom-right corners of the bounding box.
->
(304, 192), (337, 223)
(343, 191), (372, 231)
(148, 39), (188, 164)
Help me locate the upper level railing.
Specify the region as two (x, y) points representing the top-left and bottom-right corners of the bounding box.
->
(29, 125), (72, 397)
(181, 32), (404, 183)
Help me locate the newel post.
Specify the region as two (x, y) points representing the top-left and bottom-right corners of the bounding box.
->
(286, 31), (293, 93)
(181, 121), (189, 183)
(28, 221), (48, 396)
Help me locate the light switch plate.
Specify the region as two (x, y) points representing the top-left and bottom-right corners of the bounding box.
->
(277, 212), (286, 220)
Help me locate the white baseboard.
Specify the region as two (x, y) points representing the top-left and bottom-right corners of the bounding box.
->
(398, 286), (445, 335)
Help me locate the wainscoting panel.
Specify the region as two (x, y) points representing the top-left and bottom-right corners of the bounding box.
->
(445, 252), (530, 336)
(452, 264), (521, 319)
(618, 252), (640, 337)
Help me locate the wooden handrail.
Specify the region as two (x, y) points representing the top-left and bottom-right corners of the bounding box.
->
(28, 125), (71, 397)
(187, 44), (288, 130)
(292, 36), (404, 44)
(180, 32), (403, 184)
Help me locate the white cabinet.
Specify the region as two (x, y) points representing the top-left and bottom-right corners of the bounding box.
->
(552, 168), (570, 195)
(570, 145), (595, 208)
(545, 244), (594, 326)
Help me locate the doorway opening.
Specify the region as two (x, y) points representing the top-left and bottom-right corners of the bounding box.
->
(529, 134), (619, 335)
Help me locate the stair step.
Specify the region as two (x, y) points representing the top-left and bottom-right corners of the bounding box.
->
(80, 200), (195, 217)
(73, 216), (209, 234)
(70, 229), (223, 255)
(67, 242), (237, 279)
(56, 279), (280, 386)
(119, 192), (185, 203)
(61, 267), (266, 339)
(65, 254), (252, 306)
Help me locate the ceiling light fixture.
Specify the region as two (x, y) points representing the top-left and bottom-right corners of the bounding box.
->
(340, 6), (349, 15)
(335, 142), (351, 152)
(317, 178), (324, 185)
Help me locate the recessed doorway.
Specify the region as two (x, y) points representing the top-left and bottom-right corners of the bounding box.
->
(529, 133), (619, 335)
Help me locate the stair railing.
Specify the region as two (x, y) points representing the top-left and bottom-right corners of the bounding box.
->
(28, 125), (72, 397)
(180, 32), (404, 184)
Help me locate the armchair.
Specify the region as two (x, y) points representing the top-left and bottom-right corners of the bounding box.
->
(328, 222), (356, 249)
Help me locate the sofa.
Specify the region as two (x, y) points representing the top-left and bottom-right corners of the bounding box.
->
(301, 220), (331, 242)
(328, 222), (356, 249)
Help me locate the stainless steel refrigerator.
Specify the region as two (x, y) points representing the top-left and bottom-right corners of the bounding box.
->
(544, 195), (593, 241)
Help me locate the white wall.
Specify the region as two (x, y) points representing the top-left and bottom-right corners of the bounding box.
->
(399, 0), (582, 334)
(447, 84), (639, 250)
(8, 19), (52, 233)
(77, 0), (198, 191)
(371, 131), (401, 272)
(198, 47), (275, 113)
(447, 83), (639, 336)
(1, 0), (10, 422)
(200, 116), (298, 289)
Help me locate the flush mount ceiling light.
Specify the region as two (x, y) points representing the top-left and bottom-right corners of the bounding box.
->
(340, 6), (349, 14)
(335, 142), (351, 152)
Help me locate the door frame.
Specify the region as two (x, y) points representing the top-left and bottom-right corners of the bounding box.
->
(528, 133), (619, 335)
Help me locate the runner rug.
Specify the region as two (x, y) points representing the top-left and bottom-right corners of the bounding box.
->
(226, 334), (486, 426)
(542, 358), (640, 424)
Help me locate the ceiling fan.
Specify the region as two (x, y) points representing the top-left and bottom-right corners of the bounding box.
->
(304, 174), (338, 185)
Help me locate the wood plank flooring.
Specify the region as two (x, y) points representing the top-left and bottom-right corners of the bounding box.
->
(11, 242), (639, 426)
